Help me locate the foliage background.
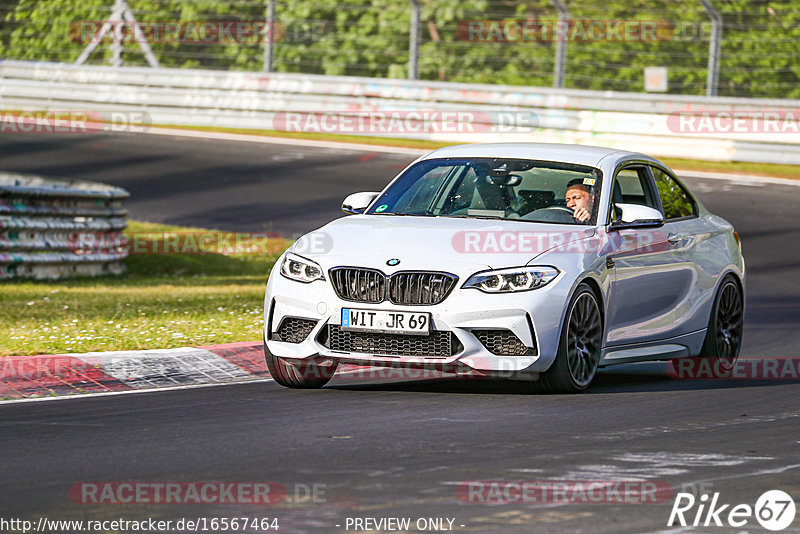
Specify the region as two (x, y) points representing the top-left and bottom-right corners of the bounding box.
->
(1, 0), (798, 98)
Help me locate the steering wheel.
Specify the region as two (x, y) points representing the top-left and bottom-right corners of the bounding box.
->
(521, 206), (576, 223)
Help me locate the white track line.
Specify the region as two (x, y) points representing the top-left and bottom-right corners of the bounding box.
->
(146, 127), (427, 155)
(674, 168), (800, 187)
(0, 378), (274, 406)
(145, 127), (799, 186)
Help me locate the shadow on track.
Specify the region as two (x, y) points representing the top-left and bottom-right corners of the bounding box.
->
(323, 362), (800, 395)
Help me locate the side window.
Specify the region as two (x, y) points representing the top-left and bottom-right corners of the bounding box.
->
(614, 167), (656, 208)
(610, 166), (659, 223)
(651, 167), (697, 220)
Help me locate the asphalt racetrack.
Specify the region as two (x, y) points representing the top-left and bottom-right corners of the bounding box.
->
(1, 131), (799, 533)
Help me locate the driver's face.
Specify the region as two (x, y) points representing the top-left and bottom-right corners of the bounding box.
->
(565, 186), (591, 211)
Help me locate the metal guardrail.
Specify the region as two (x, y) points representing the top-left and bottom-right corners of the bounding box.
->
(0, 172), (129, 280)
(1, 60), (799, 164)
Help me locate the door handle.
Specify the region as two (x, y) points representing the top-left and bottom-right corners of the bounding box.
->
(667, 233), (682, 245)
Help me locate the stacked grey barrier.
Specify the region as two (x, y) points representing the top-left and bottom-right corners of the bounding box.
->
(0, 173), (129, 280)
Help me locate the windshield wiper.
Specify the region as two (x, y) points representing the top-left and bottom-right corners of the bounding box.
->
(377, 212), (433, 217)
(436, 214), (507, 220)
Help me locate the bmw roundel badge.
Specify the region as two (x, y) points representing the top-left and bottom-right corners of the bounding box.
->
(386, 258), (401, 266)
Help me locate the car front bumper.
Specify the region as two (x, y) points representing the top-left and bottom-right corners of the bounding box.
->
(263, 263), (575, 376)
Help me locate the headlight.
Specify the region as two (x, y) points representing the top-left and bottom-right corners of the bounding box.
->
(280, 253), (325, 283)
(463, 266), (559, 293)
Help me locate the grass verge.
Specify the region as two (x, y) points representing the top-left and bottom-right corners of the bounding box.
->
(158, 124), (800, 181)
(0, 221), (287, 357)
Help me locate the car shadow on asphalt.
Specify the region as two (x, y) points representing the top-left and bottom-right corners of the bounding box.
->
(325, 362), (800, 395)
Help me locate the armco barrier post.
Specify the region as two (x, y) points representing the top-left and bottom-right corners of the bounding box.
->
(264, 0), (276, 73)
(698, 0), (722, 97)
(551, 0), (569, 89)
(408, 0), (421, 80)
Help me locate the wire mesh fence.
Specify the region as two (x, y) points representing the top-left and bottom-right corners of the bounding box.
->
(0, 0), (798, 99)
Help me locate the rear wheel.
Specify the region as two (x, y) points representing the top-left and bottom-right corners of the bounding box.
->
(699, 276), (743, 369)
(537, 284), (603, 393)
(264, 343), (338, 389)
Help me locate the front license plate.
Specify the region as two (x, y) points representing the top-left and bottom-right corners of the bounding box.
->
(341, 308), (431, 336)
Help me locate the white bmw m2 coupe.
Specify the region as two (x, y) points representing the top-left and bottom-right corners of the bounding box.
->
(263, 143), (744, 392)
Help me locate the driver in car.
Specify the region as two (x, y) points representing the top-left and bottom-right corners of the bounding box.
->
(565, 179), (593, 223)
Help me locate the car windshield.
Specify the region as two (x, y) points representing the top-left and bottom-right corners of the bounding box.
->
(367, 157), (603, 225)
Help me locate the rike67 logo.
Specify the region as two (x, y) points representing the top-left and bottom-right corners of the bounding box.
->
(669, 489), (796, 530)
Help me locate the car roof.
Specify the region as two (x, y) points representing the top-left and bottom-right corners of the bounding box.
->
(419, 142), (655, 168)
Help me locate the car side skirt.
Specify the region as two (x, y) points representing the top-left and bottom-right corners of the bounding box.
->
(598, 329), (707, 366)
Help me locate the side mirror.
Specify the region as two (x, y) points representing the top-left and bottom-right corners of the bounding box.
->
(342, 192), (380, 215)
(609, 203), (664, 231)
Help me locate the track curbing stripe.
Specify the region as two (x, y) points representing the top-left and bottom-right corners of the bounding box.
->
(1, 342), (269, 401)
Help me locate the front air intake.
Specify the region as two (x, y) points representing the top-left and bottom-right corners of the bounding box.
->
(274, 317), (317, 343)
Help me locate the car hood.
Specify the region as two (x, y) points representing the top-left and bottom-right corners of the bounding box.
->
(291, 215), (595, 276)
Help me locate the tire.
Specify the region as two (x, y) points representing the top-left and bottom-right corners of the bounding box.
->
(536, 283), (603, 393)
(264, 342), (338, 389)
(699, 275), (744, 369)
